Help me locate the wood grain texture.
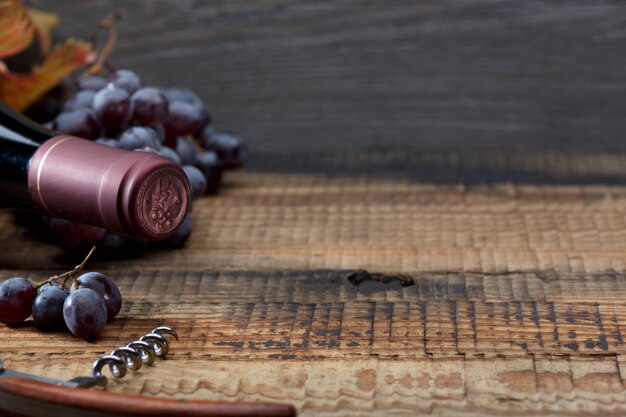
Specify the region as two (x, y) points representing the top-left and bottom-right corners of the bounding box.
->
(45, 0), (626, 153)
(4, 1), (626, 415)
(4, 269), (626, 415)
(2, 165), (626, 273)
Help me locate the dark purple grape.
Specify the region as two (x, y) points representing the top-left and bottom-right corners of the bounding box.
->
(37, 279), (64, 294)
(32, 286), (68, 331)
(152, 124), (166, 144)
(176, 136), (197, 165)
(163, 88), (203, 107)
(162, 215), (192, 248)
(78, 75), (107, 91)
(200, 128), (247, 169)
(62, 90), (95, 112)
(49, 218), (82, 250)
(97, 232), (146, 260)
(133, 147), (159, 155)
(108, 69), (142, 94)
(49, 218), (107, 250)
(93, 86), (131, 130)
(99, 231), (127, 251)
(158, 146), (181, 165)
(118, 126), (161, 151)
(95, 137), (119, 148)
(63, 288), (107, 339)
(70, 222), (107, 242)
(196, 151), (223, 195)
(0, 277), (35, 325)
(72, 272), (122, 322)
(183, 165), (207, 199)
(163, 101), (207, 146)
(131, 87), (168, 126)
(53, 109), (99, 140)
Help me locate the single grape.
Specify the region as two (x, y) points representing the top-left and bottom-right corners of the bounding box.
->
(130, 87), (168, 126)
(78, 75), (107, 91)
(53, 109), (99, 140)
(152, 124), (166, 145)
(99, 231), (127, 251)
(97, 232), (148, 260)
(175, 136), (198, 165)
(70, 222), (107, 242)
(95, 137), (120, 148)
(49, 218), (82, 250)
(37, 279), (64, 294)
(108, 69), (142, 94)
(32, 286), (68, 331)
(183, 165), (207, 199)
(158, 146), (182, 165)
(49, 218), (107, 250)
(133, 147), (159, 155)
(163, 88), (203, 107)
(162, 215), (192, 248)
(196, 151), (223, 195)
(92, 86), (131, 130)
(118, 126), (161, 151)
(0, 277), (35, 325)
(163, 101), (208, 146)
(73, 272), (122, 321)
(63, 288), (107, 339)
(200, 128), (247, 169)
(62, 90), (95, 112)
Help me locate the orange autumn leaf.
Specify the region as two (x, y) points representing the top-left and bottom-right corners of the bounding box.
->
(29, 8), (60, 55)
(0, 39), (94, 111)
(0, 0), (34, 59)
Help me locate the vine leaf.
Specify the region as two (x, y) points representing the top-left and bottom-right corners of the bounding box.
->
(29, 8), (60, 55)
(0, 39), (94, 111)
(0, 0), (35, 59)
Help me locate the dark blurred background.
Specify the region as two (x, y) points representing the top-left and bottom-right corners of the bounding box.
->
(44, 1), (626, 180)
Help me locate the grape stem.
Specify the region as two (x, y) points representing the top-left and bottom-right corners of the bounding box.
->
(32, 246), (97, 291)
(83, 10), (124, 77)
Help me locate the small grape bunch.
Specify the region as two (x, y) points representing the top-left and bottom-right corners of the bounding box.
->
(0, 247), (121, 340)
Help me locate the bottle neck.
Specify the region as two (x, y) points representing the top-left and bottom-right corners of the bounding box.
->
(0, 102), (55, 207)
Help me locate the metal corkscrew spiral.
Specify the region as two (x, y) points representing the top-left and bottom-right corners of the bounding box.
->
(91, 326), (178, 382)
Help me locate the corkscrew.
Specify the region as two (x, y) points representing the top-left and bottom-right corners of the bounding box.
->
(0, 325), (297, 417)
(0, 326), (178, 389)
(91, 326), (178, 384)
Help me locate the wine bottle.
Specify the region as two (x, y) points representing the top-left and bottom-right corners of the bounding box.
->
(0, 102), (190, 240)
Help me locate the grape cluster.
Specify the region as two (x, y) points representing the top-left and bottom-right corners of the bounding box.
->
(0, 270), (121, 340)
(34, 69), (248, 254)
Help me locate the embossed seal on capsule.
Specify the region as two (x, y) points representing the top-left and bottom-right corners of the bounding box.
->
(135, 168), (188, 238)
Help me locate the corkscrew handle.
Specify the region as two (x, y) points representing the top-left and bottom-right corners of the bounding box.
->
(0, 376), (296, 417)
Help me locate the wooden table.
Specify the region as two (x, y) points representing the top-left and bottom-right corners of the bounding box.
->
(4, 1), (626, 416)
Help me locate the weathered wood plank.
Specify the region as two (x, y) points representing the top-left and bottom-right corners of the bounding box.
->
(2, 270), (626, 357)
(2, 168), (626, 273)
(3, 270), (626, 415)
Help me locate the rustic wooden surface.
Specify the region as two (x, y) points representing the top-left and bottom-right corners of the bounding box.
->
(3, 1), (626, 416)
